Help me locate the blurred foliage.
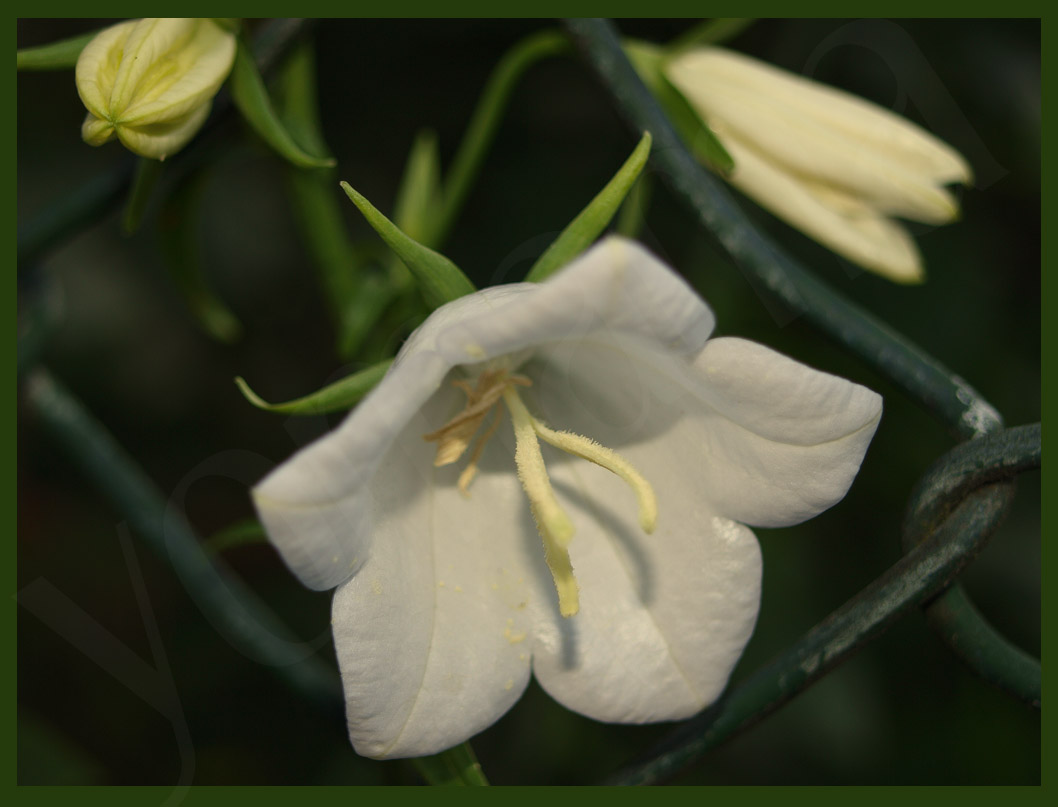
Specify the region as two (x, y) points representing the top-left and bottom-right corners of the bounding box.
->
(17, 18), (1039, 784)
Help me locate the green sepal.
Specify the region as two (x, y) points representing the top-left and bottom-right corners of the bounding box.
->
(122, 157), (164, 235)
(524, 131), (652, 283)
(235, 359), (393, 416)
(665, 18), (756, 53)
(203, 517), (267, 557)
(16, 29), (98, 71)
(230, 36), (336, 170)
(340, 182), (476, 310)
(625, 40), (735, 176)
(410, 742), (490, 786)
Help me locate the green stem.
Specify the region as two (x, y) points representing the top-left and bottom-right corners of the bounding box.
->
(436, 29), (570, 245)
(411, 742), (490, 786)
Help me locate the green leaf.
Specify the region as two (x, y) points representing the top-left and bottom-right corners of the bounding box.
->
(203, 517), (268, 556)
(524, 131), (652, 283)
(229, 36), (336, 170)
(341, 182), (476, 310)
(410, 742), (490, 786)
(625, 40), (735, 176)
(16, 29), (98, 71)
(615, 169), (652, 239)
(393, 129), (443, 247)
(122, 157), (164, 235)
(235, 359), (393, 416)
(275, 39), (332, 160)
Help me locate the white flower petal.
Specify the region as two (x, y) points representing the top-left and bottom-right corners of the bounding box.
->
(426, 236), (716, 366)
(114, 100), (212, 161)
(107, 19), (197, 114)
(720, 135), (924, 283)
(667, 47), (972, 188)
(118, 20), (236, 126)
(75, 20), (138, 120)
(254, 237), (714, 590)
(331, 392), (539, 759)
(253, 350), (450, 591)
(530, 456), (762, 722)
(531, 333), (880, 532)
(687, 337), (882, 526)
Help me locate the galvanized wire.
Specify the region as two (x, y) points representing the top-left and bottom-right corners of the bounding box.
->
(606, 424), (1039, 785)
(563, 18), (1002, 442)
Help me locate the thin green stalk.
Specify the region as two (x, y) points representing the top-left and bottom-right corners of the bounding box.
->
(411, 742), (490, 786)
(436, 29), (570, 245)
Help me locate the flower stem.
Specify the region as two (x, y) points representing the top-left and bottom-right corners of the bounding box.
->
(410, 742), (490, 786)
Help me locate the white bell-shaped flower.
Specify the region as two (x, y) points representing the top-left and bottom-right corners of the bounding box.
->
(254, 237), (882, 759)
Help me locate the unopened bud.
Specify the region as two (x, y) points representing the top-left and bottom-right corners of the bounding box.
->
(76, 18), (236, 160)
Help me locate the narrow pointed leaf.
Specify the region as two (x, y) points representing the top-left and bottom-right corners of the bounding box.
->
(615, 170), (652, 238)
(393, 129), (443, 247)
(230, 37), (335, 170)
(17, 29), (98, 70)
(235, 359), (393, 416)
(341, 182), (475, 309)
(524, 131), (652, 283)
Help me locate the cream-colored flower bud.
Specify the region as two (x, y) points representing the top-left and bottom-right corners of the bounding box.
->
(76, 18), (236, 160)
(665, 47), (973, 283)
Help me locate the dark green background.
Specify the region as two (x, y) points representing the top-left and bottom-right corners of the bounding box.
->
(17, 19), (1040, 784)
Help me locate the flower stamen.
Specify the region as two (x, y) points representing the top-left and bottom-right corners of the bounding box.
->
(503, 386), (579, 617)
(424, 368), (657, 620)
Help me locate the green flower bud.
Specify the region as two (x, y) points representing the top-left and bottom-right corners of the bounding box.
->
(75, 18), (236, 160)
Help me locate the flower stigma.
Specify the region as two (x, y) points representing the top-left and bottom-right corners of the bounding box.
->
(423, 366), (658, 618)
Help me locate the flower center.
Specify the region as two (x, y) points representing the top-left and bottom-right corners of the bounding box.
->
(423, 369), (657, 618)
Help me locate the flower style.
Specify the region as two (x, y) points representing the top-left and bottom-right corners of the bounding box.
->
(76, 18), (236, 160)
(253, 236), (882, 759)
(664, 46), (972, 283)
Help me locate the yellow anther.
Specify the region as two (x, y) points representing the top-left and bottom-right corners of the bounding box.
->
(457, 405), (504, 495)
(423, 370), (510, 467)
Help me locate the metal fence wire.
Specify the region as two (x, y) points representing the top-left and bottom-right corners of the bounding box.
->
(18, 18), (1040, 785)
